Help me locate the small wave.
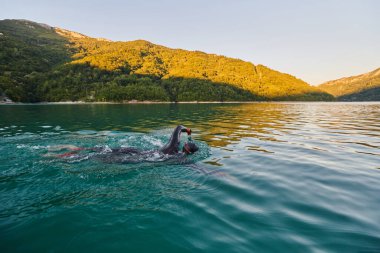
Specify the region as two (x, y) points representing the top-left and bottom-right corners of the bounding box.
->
(76, 130), (97, 135)
(16, 144), (48, 150)
(142, 135), (164, 147)
(100, 145), (113, 153)
(66, 154), (92, 163)
(41, 132), (59, 136)
(31, 145), (47, 150)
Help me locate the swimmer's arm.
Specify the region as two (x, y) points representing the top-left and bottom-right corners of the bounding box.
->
(161, 125), (188, 154)
(173, 125), (190, 141)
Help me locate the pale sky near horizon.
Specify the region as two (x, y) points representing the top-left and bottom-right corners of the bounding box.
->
(1, 0), (379, 85)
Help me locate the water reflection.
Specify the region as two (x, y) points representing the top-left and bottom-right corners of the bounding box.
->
(1, 103), (380, 252)
(1, 103), (380, 151)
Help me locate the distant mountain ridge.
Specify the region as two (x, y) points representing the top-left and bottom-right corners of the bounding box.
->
(319, 68), (380, 101)
(0, 19), (333, 102)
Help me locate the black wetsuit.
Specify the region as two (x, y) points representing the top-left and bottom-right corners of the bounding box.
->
(92, 125), (189, 163)
(107, 125), (188, 155)
(160, 125), (189, 155)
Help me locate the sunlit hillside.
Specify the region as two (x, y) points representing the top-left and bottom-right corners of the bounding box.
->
(0, 19), (333, 102)
(319, 68), (380, 101)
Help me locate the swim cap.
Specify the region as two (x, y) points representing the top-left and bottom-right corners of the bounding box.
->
(183, 142), (199, 154)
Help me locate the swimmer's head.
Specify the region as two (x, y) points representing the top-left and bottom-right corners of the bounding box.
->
(183, 142), (199, 154)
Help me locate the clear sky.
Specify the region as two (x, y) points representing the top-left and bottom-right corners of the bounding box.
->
(1, 0), (379, 85)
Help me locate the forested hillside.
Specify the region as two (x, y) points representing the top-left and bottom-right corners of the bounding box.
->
(0, 19), (333, 102)
(319, 68), (380, 101)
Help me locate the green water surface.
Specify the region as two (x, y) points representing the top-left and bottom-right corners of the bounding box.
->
(1, 103), (380, 253)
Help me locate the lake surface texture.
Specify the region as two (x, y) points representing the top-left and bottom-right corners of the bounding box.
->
(1, 103), (380, 253)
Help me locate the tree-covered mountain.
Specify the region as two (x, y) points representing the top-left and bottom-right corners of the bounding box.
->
(319, 68), (380, 101)
(0, 19), (333, 102)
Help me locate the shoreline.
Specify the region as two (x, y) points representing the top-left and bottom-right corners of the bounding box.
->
(1, 100), (379, 105)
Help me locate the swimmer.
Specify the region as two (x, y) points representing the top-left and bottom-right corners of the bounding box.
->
(48, 125), (199, 163)
(160, 125), (198, 155)
(46, 126), (227, 177)
(94, 125), (198, 163)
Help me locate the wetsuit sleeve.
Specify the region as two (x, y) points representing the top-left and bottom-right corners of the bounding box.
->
(160, 125), (188, 155)
(111, 147), (142, 154)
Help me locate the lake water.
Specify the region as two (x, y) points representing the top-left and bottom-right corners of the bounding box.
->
(1, 103), (380, 253)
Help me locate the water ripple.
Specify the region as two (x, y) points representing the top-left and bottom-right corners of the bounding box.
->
(1, 103), (380, 252)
